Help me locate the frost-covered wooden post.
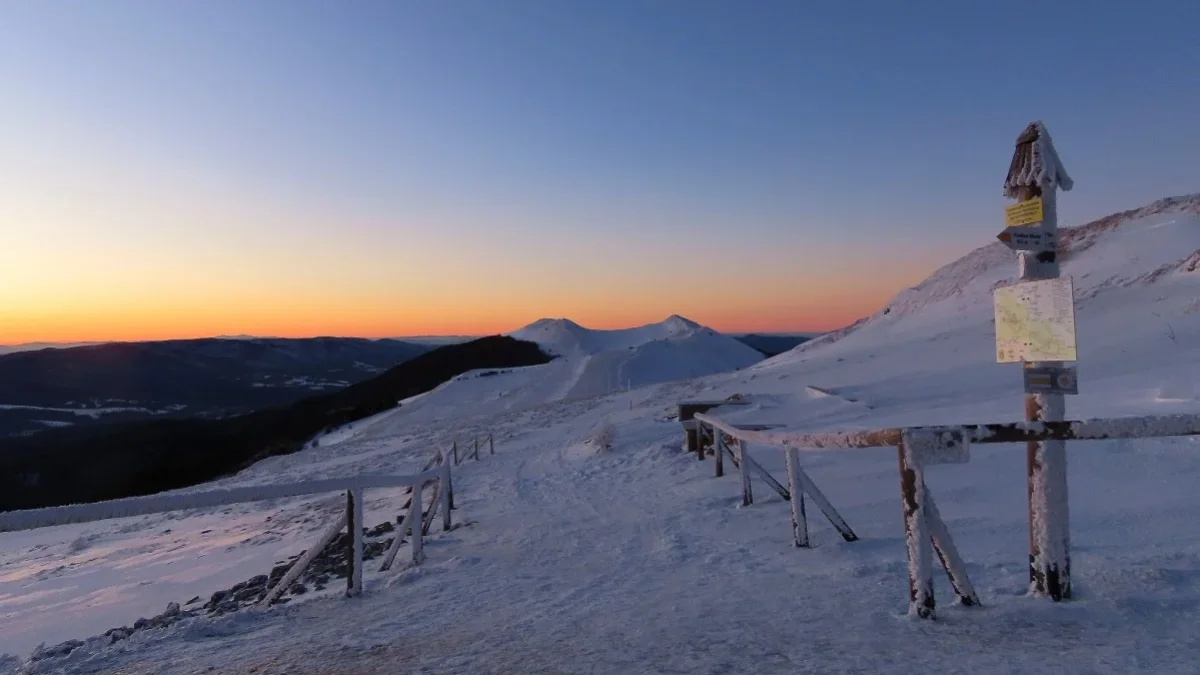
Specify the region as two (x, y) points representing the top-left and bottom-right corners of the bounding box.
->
(1004, 121), (1074, 601)
(440, 453), (453, 531)
(409, 482), (425, 565)
(784, 448), (809, 547)
(738, 439), (753, 506)
(346, 487), (364, 597)
(714, 431), (725, 478)
(897, 439), (934, 618)
(446, 456), (456, 511)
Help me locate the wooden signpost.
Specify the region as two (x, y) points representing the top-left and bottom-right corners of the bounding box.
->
(996, 121), (1075, 601)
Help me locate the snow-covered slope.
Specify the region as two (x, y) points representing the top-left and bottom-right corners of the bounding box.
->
(3, 197), (1200, 674)
(511, 314), (712, 357)
(353, 316), (764, 427)
(798, 193), (1200, 354)
(507, 315), (764, 400)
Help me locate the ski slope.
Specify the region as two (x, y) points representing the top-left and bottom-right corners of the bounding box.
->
(2, 197), (1199, 674)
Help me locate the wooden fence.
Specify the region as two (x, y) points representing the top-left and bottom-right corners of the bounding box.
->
(0, 439), (492, 608)
(451, 433), (495, 466)
(690, 410), (1200, 620)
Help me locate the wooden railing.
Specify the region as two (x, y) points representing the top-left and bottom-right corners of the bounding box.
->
(691, 411), (1200, 620)
(0, 453), (458, 606)
(451, 433), (495, 466)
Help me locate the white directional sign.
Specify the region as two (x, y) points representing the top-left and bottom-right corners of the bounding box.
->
(993, 277), (1078, 363)
(997, 225), (1056, 252)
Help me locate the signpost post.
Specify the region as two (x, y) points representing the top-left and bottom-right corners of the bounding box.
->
(997, 121), (1075, 601)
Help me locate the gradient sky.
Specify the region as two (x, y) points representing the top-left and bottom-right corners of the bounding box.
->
(2, 1), (1198, 343)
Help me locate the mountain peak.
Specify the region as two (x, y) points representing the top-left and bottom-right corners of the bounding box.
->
(661, 314), (702, 330)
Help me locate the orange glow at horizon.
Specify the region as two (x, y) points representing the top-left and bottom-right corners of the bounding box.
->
(0, 265), (909, 344)
(1, 165), (945, 345)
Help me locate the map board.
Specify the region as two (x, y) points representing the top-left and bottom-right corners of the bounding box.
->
(993, 277), (1077, 363)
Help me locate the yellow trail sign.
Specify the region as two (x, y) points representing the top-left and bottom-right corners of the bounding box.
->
(1005, 197), (1044, 227)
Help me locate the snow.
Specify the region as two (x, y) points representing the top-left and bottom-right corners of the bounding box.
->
(506, 314), (764, 401)
(2, 199), (1200, 673)
(1003, 120), (1074, 197)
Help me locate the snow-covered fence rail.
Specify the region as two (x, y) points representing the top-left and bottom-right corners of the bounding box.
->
(0, 472), (442, 534)
(693, 411), (1200, 620)
(0, 457), (454, 606)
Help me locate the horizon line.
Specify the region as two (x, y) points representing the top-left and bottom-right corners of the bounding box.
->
(0, 328), (829, 349)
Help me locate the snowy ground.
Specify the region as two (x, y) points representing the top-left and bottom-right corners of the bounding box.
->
(2, 203), (1199, 673)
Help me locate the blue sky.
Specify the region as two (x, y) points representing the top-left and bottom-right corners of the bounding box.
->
(1, 1), (1198, 340)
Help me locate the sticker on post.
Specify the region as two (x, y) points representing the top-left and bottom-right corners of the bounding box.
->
(1005, 197), (1044, 227)
(902, 428), (970, 466)
(1023, 365), (1078, 395)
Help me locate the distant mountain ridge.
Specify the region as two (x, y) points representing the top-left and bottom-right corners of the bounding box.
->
(0, 336), (552, 510)
(0, 337), (430, 437)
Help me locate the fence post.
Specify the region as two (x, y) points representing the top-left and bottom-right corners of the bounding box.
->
(447, 453), (456, 511)
(346, 488), (364, 597)
(1004, 121), (1074, 601)
(784, 448), (809, 547)
(714, 432), (725, 478)
(473, 437), (480, 461)
(489, 433), (494, 455)
(441, 453), (452, 531)
(898, 440), (934, 619)
(452, 441), (459, 466)
(410, 482), (425, 565)
(738, 439), (753, 506)
(684, 423), (699, 455)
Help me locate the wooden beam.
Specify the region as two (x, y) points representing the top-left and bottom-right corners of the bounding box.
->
(925, 490), (980, 607)
(786, 465), (858, 542)
(714, 432), (725, 478)
(260, 511), (348, 608)
(898, 440), (935, 619)
(739, 450), (790, 502)
(693, 412), (1200, 453)
(346, 489), (363, 597)
(738, 439), (753, 506)
(410, 483), (425, 566)
(784, 448), (809, 548)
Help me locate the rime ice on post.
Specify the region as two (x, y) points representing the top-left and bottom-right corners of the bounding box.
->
(897, 440), (934, 618)
(1004, 120), (1074, 601)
